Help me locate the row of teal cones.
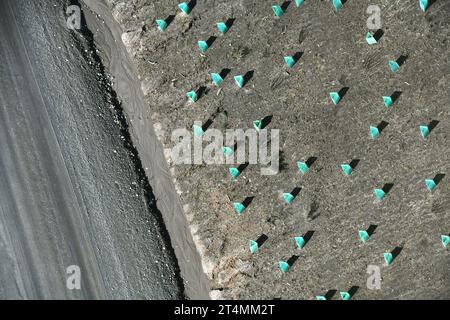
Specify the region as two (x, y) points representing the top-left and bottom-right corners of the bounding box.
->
(249, 236), (308, 255)
(197, 21), (230, 52)
(157, 19), (228, 34)
(250, 234), (449, 262)
(191, 117), (266, 139)
(155, 2), (235, 32)
(331, 91), (400, 107)
(273, 0), (429, 17)
(189, 82), (402, 108)
(191, 120), (437, 141)
(156, 1), (430, 31)
(185, 73), (247, 100)
(232, 179), (441, 215)
(186, 57), (297, 98)
(230, 161), (440, 194)
(272, 0), (305, 18)
(316, 291), (353, 300)
(272, 0), (343, 17)
(155, 2), (192, 31)
(370, 124), (436, 140)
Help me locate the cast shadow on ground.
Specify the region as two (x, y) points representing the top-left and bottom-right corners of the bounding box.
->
(281, 1), (291, 11)
(290, 187), (302, 198)
(196, 86), (207, 100)
(347, 286), (359, 297)
(293, 51), (303, 63)
(324, 289), (337, 300)
(287, 254), (299, 267)
(338, 87), (349, 100)
(367, 225), (378, 236)
(164, 15), (175, 27)
(377, 121), (389, 133)
(202, 118), (214, 131)
(428, 0), (438, 8)
(242, 196), (254, 208)
(433, 173), (445, 186)
(225, 18), (235, 30)
(187, 0), (197, 11)
(256, 234), (268, 247)
(206, 36), (216, 48)
(396, 55), (408, 67)
(382, 183), (394, 194)
(373, 29), (384, 41)
(261, 115), (273, 130)
(237, 162), (249, 173)
(302, 230), (314, 246)
(306, 156), (317, 167)
(390, 91), (402, 103)
(349, 159), (360, 170)
(428, 120), (439, 132)
(391, 246), (403, 261)
(243, 70), (254, 86)
(219, 68), (231, 80)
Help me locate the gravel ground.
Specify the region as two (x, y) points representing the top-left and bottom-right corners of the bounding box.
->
(105, 0), (449, 299)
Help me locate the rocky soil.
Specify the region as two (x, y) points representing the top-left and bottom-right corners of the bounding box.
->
(105, 0), (449, 299)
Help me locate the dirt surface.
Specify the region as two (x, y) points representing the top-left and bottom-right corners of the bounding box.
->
(81, 0), (211, 299)
(106, 0), (449, 299)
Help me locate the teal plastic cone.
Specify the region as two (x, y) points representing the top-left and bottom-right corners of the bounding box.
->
(279, 261), (290, 273)
(366, 32), (377, 45)
(316, 295), (327, 300)
(384, 252), (393, 266)
(330, 92), (341, 105)
(253, 120), (262, 132)
(283, 193), (295, 204)
(155, 19), (168, 31)
(419, 0), (429, 12)
(295, 236), (305, 249)
(234, 75), (245, 88)
(216, 22), (229, 34)
(297, 161), (309, 174)
(229, 167), (241, 178)
(222, 146), (233, 156)
(389, 60), (400, 73)
(332, 0), (343, 11)
(193, 124), (204, 137)
(198, 40), (209, 53)
(340, 292), (351, 300)
(272, 5), (284, 17)
(186, 91), (197, 102)
(374, 188), (386, 200)
(341, 164), (353, 175)
(211, 73), (223, 86)
(425, 179), (436, 192)
(359, 230), (370, 243)
(441, 235), (450, 248)
(420, 125), (430, 139)
(233, 202), (246, 214)
(249, 240), (259, 254)
(295, 0), (305, 7)
(383, 96), (393, 108)
(178, 2), (190, 14)
(284, 56), (296, 68)
(370, 126), (380, 140)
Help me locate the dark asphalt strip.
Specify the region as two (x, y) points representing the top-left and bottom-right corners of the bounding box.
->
(0, 0), (184, 299)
